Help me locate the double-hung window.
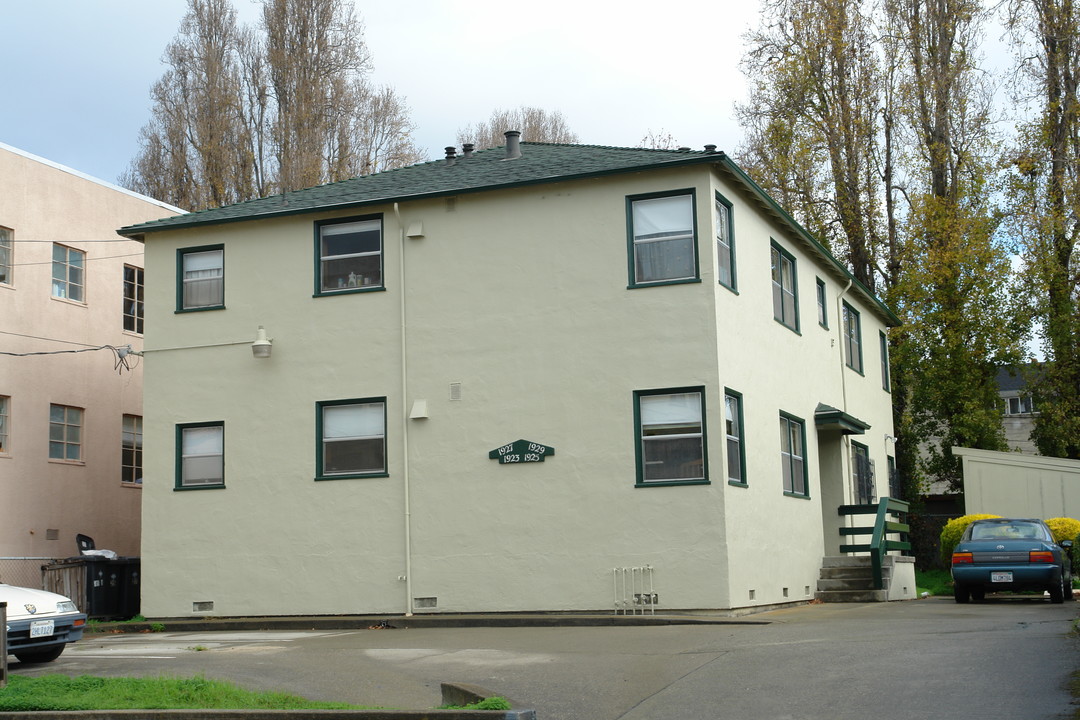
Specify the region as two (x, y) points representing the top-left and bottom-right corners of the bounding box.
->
(0, 395), (9, 453)
(317, 398), (387, 478)
(852, 441), (873, 504)
(52, 244), (85, 301)
(316, 216), (383, 294)
(780, 412), (807, 496)
(715, 194), (736, 290)
(0, 226), (12, 285)
(49, 404), (83, 461)
(879, 331), (891, 391)
(177, 422), (224, 488)
(122, 414), (143, 485)
(725, 390), (745, 485)
(843, 302), (863, 373)
(816, 278), (828, 328)
(123, 265), (145, 333)
(627, 190), (698, 286)
(178, 246), (224, 310)
(634, 388), (707, 486)
(771, 241), (798, 331)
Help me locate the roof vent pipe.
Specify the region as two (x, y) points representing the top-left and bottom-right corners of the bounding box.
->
(504, 130), (522, 160)
(462, 143), (475, 159)
(444, 146), (457, 165)
(704, 144), (717, 153)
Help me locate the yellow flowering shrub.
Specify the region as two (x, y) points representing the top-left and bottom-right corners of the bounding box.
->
(939, 514), (1002, 563)
(1045, 517), (1080, 545)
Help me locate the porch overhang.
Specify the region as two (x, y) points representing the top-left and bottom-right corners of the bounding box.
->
(815, 403), (870, 435)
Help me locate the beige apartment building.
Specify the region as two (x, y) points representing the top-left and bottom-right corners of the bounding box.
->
(0, 142), (180, 583)
(121, 138), (906, 617)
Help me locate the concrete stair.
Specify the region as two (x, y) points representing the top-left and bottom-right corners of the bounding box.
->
(815, 556), (888, 602)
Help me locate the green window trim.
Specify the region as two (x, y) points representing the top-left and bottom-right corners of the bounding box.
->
(879, 331), (891, 392)
(175, 421), (225, 490)
(842, 301), (864, 375)
(770, 240), (799, 333)
(633, 386), (709, 487)
(314, 214), (385, 297)
(315, 397), (389, 480)
(715, 192), (737, 292)
(626, 189), (701, 289)
(780, 411), (809, 498)
(724, 388), (747, 487)
(816, 277), (828, 329)
(176, 244), (225, 312)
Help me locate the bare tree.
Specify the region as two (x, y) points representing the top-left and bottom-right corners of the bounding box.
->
(457, 106), (579, 149)
(637, 129), (680, 150)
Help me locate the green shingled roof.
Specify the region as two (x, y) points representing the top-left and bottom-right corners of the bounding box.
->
(117, 142), (723, 237)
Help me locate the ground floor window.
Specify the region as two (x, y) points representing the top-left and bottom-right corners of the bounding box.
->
(316, 398), (387, 479)
(177, 422), (224, 489)
(780, 412), (807, 496)
(635, 387), (707, 486)
(49, 404), (83, 461)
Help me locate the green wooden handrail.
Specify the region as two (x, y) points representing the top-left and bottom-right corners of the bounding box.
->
(839, 497), (911, 589)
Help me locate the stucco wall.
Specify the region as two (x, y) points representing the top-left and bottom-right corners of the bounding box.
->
(957, 446), (1080, 519)
(138, 163), (897, 617)
(0, 144), (178, 561)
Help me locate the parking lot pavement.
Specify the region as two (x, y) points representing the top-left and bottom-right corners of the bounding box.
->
(10, 597), (1080, 720)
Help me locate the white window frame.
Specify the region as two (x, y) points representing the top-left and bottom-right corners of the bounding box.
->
(124, 265), (145, 333)
(49, 404), (83, 462)
(0, 395), (9, 453)
(0, 226), (12, 285)
(122, 414), (143, 485)
(52, 244), (85, 302)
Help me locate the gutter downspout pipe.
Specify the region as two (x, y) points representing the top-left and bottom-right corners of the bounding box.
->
(394, 202), (414, 616)
(836, 278), (854, 505)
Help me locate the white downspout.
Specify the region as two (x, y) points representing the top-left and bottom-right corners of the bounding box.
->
(394, 202), (414, 616)
(836, 278), (854, 505)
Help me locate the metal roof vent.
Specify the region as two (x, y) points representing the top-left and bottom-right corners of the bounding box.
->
(444, 146), (457, 165)
(504, 130), (522, 160)
(704, 144), (717, 153)
(462, 143), (475, 158)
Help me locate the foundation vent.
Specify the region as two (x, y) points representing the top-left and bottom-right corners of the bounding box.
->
(414, 597), (438, 609)
(193, 601), (214, 613)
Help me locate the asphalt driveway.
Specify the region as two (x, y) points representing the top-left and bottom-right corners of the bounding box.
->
(10, 596), (1080, 720)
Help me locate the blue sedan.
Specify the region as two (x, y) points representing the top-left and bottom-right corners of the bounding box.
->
(951, 518), (1073, 603)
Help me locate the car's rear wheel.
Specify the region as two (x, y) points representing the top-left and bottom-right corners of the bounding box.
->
(1049, 582), (1064, 603)
(1064, 572), (1074, 602)
(954, 583), (971, 603)
(13, 645), (65, 663)
(970, 587), (985, 602)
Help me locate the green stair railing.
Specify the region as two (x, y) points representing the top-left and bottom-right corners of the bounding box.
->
(838, 497), (911, 590)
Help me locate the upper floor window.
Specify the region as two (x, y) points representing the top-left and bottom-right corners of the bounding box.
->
(52, 244), (85, 302)
(123, 265), (145, 333)
(627, 190), (698, 287)
(715, 194), (736, 290)
(177, 421), (224, 489)
(1004, 396), (1035, 415)
(770, 242), (798, 331)
(49, 404), (83, 462)
(725, 390), (745, 485)
(0, 395), (9, 453)
(316, 216), (383, 294)
(879, 331), (891, 391)
(843, 302), (863, 373)
(0, 226), (12, 285)
(316, 398), (387, 479)
(634, 387), (707, 486)
(780, 412), (807, 497)
(816, 277), (828, 328)
(122, 414), (143, 485)
(178, 246), (224, 311)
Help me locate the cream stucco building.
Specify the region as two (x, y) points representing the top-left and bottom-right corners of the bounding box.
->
(120, 138), (904, 617)
(0, 142), (181, 583)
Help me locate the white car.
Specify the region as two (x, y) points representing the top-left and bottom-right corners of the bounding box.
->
(1, 583), (87, 663)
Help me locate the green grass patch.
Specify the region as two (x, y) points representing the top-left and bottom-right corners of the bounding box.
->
(915, 568), (952, 596)
(0, 675), (376, 711)
(441, 697), (512, 710)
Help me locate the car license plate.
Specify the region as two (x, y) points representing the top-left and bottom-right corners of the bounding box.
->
(991, 571), (1013, 583)
(29, 619), (55, 638)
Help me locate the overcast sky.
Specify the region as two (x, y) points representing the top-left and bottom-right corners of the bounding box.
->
(0, 0), (763, 188)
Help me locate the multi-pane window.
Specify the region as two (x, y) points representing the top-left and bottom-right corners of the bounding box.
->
(317, 217), (383, 293)
(1005, 396), (1035, 415)
(852, 441), (874, 504)
(780, 413), (807, 496)
(49, 404), (83, 461)
(123, 265), (144, 333)
(0, 226), (12, 285)
(879, 331), (891, 391)
(178, 246), (224, 310)
(0, 395), (9, 453)
(628, 191), (698, 286)
(715, 194), (736, 289)
(725, 390), (745, 485)
(52, 244), (85, 301)
(771, 242), (798, 331)
(635, 388), (707, 485)
(317, 399), (387, 477)
(816, 278), (828, 328)
(177, 422), (224, 488)
(843, 302), (863, 373)
(122, 414), (143, 484)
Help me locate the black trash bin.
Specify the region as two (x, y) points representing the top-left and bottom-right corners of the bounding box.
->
(41, 557), (141, 620)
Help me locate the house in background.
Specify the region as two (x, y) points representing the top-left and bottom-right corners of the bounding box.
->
(0, 142), (182, 586)
(997, 365), (1039, 455)
(119, 136), (906, 617)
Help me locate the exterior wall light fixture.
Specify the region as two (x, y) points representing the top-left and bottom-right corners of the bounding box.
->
(252, 326), (273, 358)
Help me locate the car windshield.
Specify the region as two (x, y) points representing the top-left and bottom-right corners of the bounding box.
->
(970, 521), (1044, 540)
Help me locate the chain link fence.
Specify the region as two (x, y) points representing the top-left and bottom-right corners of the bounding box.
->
(0, 558), (61, 589)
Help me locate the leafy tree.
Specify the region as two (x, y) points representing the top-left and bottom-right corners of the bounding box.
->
(457, 106), (578, 149)
(1004, 0), (1080, 459)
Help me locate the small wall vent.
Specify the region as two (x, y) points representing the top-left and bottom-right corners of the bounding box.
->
(414, 597), (437, 609)
(193, 601), (214, 613)
(449, 382), (462, 401)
